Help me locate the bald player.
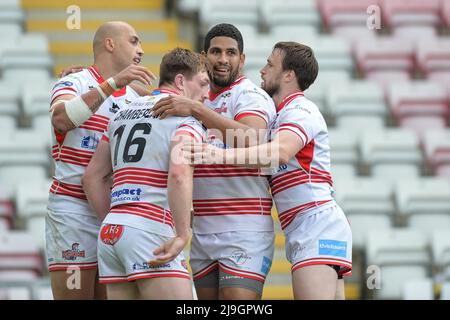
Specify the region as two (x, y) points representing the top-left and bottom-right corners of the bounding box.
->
(46, 21), (155, 300)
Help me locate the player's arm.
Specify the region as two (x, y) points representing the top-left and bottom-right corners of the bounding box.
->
(151, 95), (267, 147)
(51, 64), (155, 134)
(150, 135), (194, 265)
(189, 130), (303, 168)
(82, 138), (113, 221)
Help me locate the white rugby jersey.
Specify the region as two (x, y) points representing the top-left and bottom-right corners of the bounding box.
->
(48, 66), (139, 216)
(192, 76), (276, 234)
(103, 89), (206, 237)
(269, 92), (336, 232)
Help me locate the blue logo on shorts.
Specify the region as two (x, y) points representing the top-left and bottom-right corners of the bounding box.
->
(261, 256), (272, 274)
(318, 240), (347, 258)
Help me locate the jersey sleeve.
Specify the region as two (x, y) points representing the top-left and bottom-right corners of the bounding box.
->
(174, 116), (207, 142)
(275, 104), (321, 146)
(232, 87), (275, 124)
(50, 74), (83, 108)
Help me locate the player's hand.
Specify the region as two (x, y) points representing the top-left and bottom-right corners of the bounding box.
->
(148, 236), (188, 266)
(152, 95), (199, 119)
(182, 141), (226, 165)
(59, 65), (85, 78)
(113, 64), (156, 89)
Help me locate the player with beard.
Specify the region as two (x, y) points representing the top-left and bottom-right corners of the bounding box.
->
(185, 42), (353, 300)
(152, 24), (276, 300)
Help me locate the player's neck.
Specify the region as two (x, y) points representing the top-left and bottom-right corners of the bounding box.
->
(92, 60), (117, 81)
(274, 85), (302, 107)
(159, 84), (182, 95)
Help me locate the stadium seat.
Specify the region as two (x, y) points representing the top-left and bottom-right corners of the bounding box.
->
(392, 25), (438, 42)
(332, 26), (378, 48)
(402, 279), (434, 300)
(22, 80), (55, 118)
(0, 231), (43, 275)
(3, 69), (51, 85)
(381, 0), (442, 29)
(0, 116), (17, 136)
(16, 180), (52, 220)
(365, 71), (411, 90)
(32, 114), (52, 141)
(359, 129), (423, 171)
(440, 282), (450, 300)
(0, 128), (51, 164)
(431, 229), (450, 280)
(0, 166), (48, 192)
(317, 0), (381, 31)
(269, 25), (319, 39)
(328, 129), (359, 165)
(366, 228), (430, 299)
(400, 116), (447, 140)
(326, 80), (386, 119)
(336, 114), (384, 132)
(416, 39), (450, 77)
(261, 0), (321, 30)
(387, 81), (449, 124)
(395, 178), (450, 217)
(0, 34), (53, 71)
(371, 164), (420, 181)
(334, 177), (395, 248)
(0, 81), (21, 118)
(31, 280), (53, 300)
(0, 270), (39, 282)
(0, 0), (24, 24)
(199, 0), (259, 35)
(0, 286), (32, 300)
(0, 22), (22, 39)
(444, 0), (450, 28)
(355, 38), (415, 77)
(408, 214), (450, 237)
(330, 164), (358, 181)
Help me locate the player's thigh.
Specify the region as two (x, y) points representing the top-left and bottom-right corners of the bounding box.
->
(335, 278), (346, 300)
(292, 264), (338, 300)
(107, 282), (139, 300)
(219, 286), (260, 300)
(136, 277), (193, 300)
(50, 268), (97, 300)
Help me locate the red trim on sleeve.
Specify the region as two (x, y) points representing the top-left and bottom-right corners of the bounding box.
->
(234, 111), (268, 123)
(174, 130), (200, 142)
(101, 135), (109, 143)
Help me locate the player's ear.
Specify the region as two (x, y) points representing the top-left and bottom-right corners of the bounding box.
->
(105, 38), (115, 53)
(239, 53), (245, 70)
(174, 74), (184, 91)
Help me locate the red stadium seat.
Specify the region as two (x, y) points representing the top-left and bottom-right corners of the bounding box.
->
(387, 81), (449, 123)
(423, 130), (450, 173)
(317, 0), (381, 31)
(443, 0), (450, 28)
(381, 0), (442, 29)
(399, 116), (446, 140)
(416, 39), (450, 76)
(355, 38), (415, 77)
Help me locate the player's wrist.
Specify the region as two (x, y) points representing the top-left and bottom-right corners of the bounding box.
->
(98, 79), (116, 98)
(191, 100), (204, 119)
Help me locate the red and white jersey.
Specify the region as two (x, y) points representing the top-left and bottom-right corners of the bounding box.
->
(48, 66), (139, 217)
(269, 92), (336, 232)
(103, 89), (206, 237)
(193, 76), (276, 234)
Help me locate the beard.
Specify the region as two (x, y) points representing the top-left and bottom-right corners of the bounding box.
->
(262, 80), (280, 98)
(212, 66), (240, 88)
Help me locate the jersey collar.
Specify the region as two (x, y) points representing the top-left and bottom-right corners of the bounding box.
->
(208, 75), (246, 101)
(151, 88), (181, 96)
(88, 65), (127, 97)
(277, 92), (304, 113)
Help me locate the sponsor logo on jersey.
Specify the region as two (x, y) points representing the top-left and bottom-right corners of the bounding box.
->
(318, 240), (347, 258)
(125, 99), (132, 104)
(181, 260), (188, 270)
(214, 102), (227, 114)
(242, 88), (269, 101)
(111, 188), (142, 203)
(221, 92), (231, 98)
(62, 243), (85, 261)
(109, 103), (120, 113)
(81, 135), (99, 150)
(53, 81), (74, 90)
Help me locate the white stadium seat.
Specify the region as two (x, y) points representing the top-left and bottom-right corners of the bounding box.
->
(261, 0), (321, 29)
(402, 279), (434, 300)
(328, 129), (359, 165)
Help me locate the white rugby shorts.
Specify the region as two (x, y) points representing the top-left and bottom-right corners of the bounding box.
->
(285, 205), (352, 277)
(45, 209), (100, 272)
(98, 224), (190, 283)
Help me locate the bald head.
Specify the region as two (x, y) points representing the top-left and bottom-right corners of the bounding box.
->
(93, 21), (135, 57)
